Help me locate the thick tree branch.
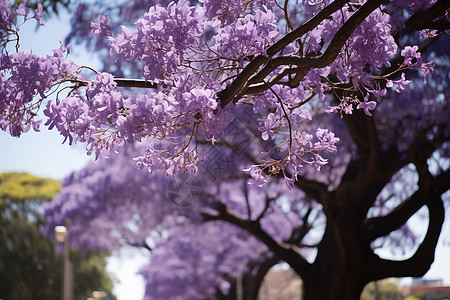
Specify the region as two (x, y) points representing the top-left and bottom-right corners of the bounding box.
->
(201, 202), (311, 278)
(232, 0), (390, 102)
(368, 183), (444, 281)
(405, 0), (450, 31)
(218, 0), (352, 108)
(292, 174), (330, 205)
(70, 78), (157, 89)
(364, 167), (449, 242)
(114, 78), (157, 89)
(284, 205), (313, 246)
(363, 190), (425, 242)
(367, 145), (446, 281)
(435, 169), (450, 194)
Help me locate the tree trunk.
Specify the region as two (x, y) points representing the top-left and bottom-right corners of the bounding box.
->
(302, 268), (366, 300)
(300, 212), (370, 300)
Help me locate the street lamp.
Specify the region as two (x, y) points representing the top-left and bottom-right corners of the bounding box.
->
(55, 225), (72, 300)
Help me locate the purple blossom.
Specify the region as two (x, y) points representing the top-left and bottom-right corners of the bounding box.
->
(294, 131), (313, 150)
(287, 153), (305, 180)
(33, 3), (45, 26)
(110, 0), (205, 81)
(89, 91), (124, 124)
(186, 88), (218, 112)
(211, 7), (279, 59)
(201, 0), (242, 26)
(387, 73), (411, 93)
(258, 112), (279, 141)
(291, 108), (312, 123)
(16, 0), (31, 18)
(0, 44), (79, 136)
(244, 165), (268, 187)
(87, 72), (118, 97)
(401, 45), (422, 66)
(281, 166), (297, 190)
(314, 127), (339, 153)
(309, 4), (397, 82)
(0, 0), (12, 28)
(43, 95), (92, 145)
(325, 97), (355, 116)
(357, 93), (377, 116)
(312, 153), (328, 171)
(91, 15), (112, 36)
(367, 87), (387, 102)
(342, 100), (354, 115)
(420, 60), (435, 84)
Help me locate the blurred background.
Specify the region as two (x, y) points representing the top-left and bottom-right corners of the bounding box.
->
(1, 1), (449, 300)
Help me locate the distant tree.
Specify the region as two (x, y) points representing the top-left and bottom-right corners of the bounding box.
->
(0, 172), (115, 300)
(361, 278), (403, 300)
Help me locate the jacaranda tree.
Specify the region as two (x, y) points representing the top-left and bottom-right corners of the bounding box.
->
(1, 0), (449, 299)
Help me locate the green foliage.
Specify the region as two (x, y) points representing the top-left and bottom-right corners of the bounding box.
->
(71, 250), (116, 299)
(0, 172), (115, 300)
(360, 278), (403, 300)
(0, 172), (60, 202)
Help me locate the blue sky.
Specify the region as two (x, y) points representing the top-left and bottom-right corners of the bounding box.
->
(1, 4), (449, 299)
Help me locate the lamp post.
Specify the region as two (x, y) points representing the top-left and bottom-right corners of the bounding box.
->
(55, 225), (72, 300)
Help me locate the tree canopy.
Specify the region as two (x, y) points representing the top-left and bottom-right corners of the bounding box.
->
(1, 0), (449, 299)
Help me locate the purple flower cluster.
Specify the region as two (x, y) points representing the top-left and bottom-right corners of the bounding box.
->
(127, 86), (225, 175)
(201, 0), (242, 26)
(400, 45), (435, 83)
(247, 122), (340, 190)
(0, 45), (79, 136)
(110, 0), (204, 82)
(90, 15), (112, 37)
(211, 7), (280, 59)
(44, 95), (91, 144)
(0, 0), (12, 29)
(309, 1), (397, 86)
(386, 72), (411, 93)
(1, 0), (444, 188)
(40, 68), (225, 169)
(16, 0), (45, 26)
